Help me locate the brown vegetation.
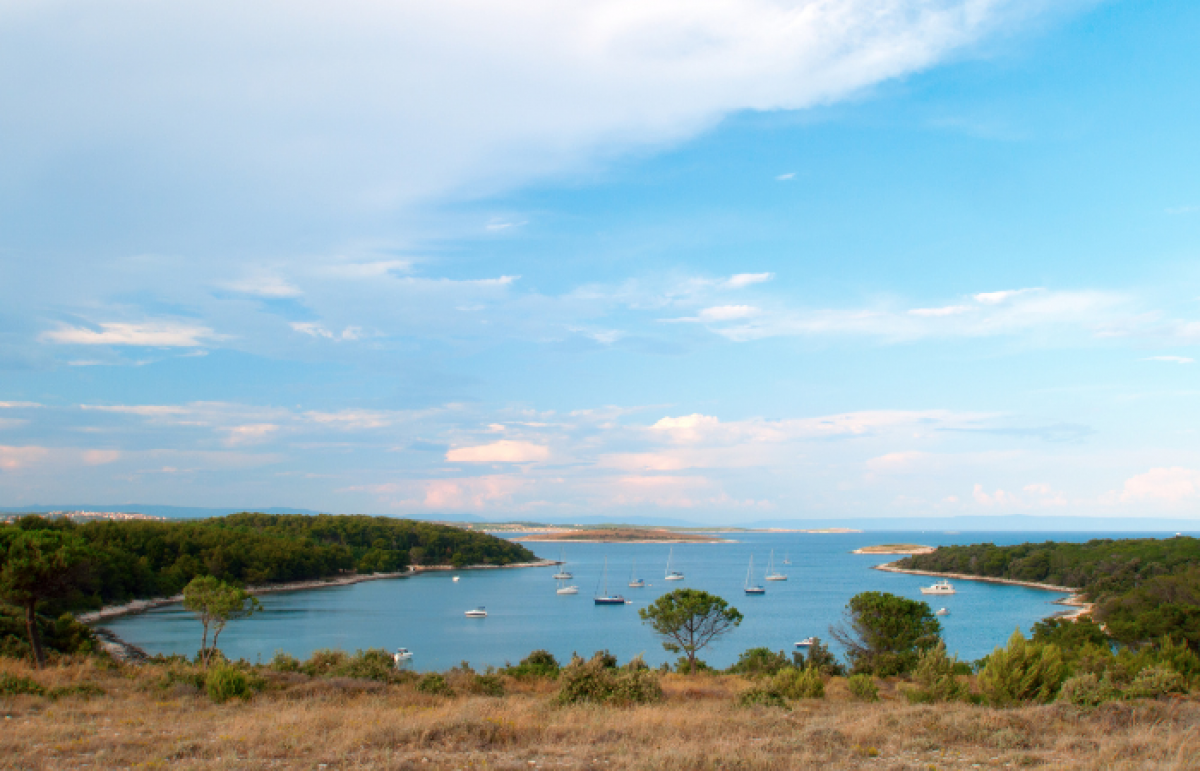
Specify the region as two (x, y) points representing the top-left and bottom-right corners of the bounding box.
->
(3, 657), (1198, 770)
(516, 529), (724, 543)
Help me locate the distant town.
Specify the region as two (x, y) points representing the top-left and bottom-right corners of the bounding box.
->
(1, 510), (168, 524)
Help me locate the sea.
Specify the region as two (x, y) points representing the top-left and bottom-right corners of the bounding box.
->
(99, 531), (1161, 671)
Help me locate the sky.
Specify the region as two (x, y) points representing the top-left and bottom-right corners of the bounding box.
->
(2, 0), (1199, 524)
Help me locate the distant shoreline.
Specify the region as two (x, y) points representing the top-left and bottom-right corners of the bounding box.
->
(77, 559), (557, 624)
(852, 544), (935, 555)
(872, 560), (1093, 619)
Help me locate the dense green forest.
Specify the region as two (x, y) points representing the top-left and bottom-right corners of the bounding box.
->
(0, 513), (538, 613)
(897, 537), (1200, 649)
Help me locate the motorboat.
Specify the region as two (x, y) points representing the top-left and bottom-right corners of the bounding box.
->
(936, 607), (950, 616)
(664, 547), (684, 581)
(794, 637), (817, 648)
(764, 549), (787, 581)
(744, 555), (765, 595)
(393, 648), (413, 665)
(556, 584), (579, 595)
(594, 557), (628, 605)
(920, 580), (956, 595)
(464, 607), (488, 618)
(553, 549), (573, 580)
(628, 558), (645, 588)
(452, 576), (460, 582)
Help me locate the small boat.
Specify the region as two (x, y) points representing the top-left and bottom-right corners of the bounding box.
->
(764, 549), (787, 581)
(664, 547), (684, 581)
(452, 576), (460, 582)
(628, 558), (645, 588)
(393, 648), (413, 665)
(557, 584), (579, 595)
(594, 557), (628, 605)
(936, 607), (949, 616)
(794, 637), (816, 648)
(920, 580), (956, 595)
(552, 549), (573, 580)
(744, 555), (765, 595)
(464, 607), (487, 618)
(783, 552), (791, 566)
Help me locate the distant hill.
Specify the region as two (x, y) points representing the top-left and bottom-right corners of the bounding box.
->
(0, 504), (325, 520)
(741, 515), (1200, 533)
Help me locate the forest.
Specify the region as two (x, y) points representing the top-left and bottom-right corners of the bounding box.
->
(897, 537), (1200, 649)
(0, 513), (537, 613)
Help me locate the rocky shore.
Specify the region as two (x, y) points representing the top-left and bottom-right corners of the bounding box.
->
(872, 560), (1093, 620)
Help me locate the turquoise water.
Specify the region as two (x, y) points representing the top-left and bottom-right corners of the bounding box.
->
(100, 531), (1145, 670)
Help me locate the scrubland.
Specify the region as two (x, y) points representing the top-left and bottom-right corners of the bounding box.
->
(2, 656), (1198, 770)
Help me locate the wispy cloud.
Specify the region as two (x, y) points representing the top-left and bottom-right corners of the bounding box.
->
(1143, 355), (1194, 364)
(446, 440), (550, 463)
(41, 322), (217, 347)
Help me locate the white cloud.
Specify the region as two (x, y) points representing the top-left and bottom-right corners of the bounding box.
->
(725, 273), (773, 289)
(1118, 467), (1200, 504)
(973, 288), (1039, 305)
(222, 423), (279, 446)
(775, 173), (795, 181)
(0, 402), (42, 408)
(290, 322), (363, 341)
(908, 305), (969, 317)
(83, 449), (121, 465)
(41, 322), (216, 347)
(446, 440), (551, 463)
(223, 273), (302, 298)
(320, 260), (412, 279)
(1143, 355), (1194, 364)
(0, 445), (49, 469)
(866, 451), (929, 472)
(973, 483), (1021, 506)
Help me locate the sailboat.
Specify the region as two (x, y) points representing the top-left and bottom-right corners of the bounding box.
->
(664, 547), (684, 581)
(783, 552), (791, 566)
(594, 558), (628, 605)
(552, 549), (573, 580)
(628, 558), (645, 588)
(556, 578), (579, 595)
(744, 555), (765, 595)
(764, 549), (787, 581)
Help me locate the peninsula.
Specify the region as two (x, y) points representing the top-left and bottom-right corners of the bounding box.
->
(852, 543), (935, 555)
(516, 528), (726, 543)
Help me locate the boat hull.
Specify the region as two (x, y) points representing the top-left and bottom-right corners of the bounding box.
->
(744, 588), (765, 595)
(594, 597), (627, 605)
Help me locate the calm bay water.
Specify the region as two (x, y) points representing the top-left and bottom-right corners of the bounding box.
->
(101, 531), (1158, 670)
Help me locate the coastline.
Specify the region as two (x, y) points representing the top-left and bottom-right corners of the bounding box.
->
(873, 560), (1094, 619)
(77, 559), (557, 625)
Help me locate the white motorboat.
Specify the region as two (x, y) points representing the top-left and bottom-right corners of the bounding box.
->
(556, 584), (579, 595)
(393, 648), (413, 665)
(936, 607), (949, 616)
(920, 580), (956, 595)
(794, 637), (816, 648)
(464, 607), (488, 618)
(664, 547), (684, 581)
(452, 576), (460, 582)
(764, 549), (787, 581)
(552, 549), (573, 580)
(744, 555), (765, 595)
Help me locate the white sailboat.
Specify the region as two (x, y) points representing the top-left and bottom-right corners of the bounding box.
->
(556, 579), (579, 595)
(552, 549), (573, 580)
(594, 557), (627, 605)
(628, 558), (645, 588)
(783, 552), (791, 566)
(744, 555), (765, 595)
(664, 547), (684, 581)
(764, 549), (787, 581)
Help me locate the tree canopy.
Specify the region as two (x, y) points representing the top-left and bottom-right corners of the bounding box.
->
(182, 575), (262, 665)
(830, 591), (941, 676)
(0, 529), (93, 668)
(638, 588), (743, 670)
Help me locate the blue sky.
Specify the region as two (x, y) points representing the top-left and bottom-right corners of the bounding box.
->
(2, 0), (1199, 522)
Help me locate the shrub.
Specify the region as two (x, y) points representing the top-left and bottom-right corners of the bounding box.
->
(771, 667), (824, 699)
(416, 673), (454, 696)
(270, 650), (301, 673)
(736, 687), (789, 709)
(469, 674), (505, 697)
(977, 630), (1068, 706)
(1125, 666), (1188, 699)
(337, 649), (398, 683)
(847, 673), (879, 702)
(556, 656), (662, 705)
(47, 682), (106, 700)
(674, 656), (712, 674)
(206, 665), (250, 703)
(911, 641), (968, 702)
(301, 648), (348, 677)
(1058, 673), (1118, 708)
(0, 673), (44, 696)
(728, 647), (790, 677)
(793, 639), (846, 677)
(505, 649), (560, 679)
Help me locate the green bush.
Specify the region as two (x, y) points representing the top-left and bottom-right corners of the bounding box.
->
(977, 630), (1068, 706)
(728, 647), (790, 677)
(911, 641), (969, 702)
(1125, 666), (1188, 699)
(504, 649), (560, 679)
(736, 687), (789, 709)
(205, 665), (250, 703)
(416, 673), (454, 696)
(337, 649), (398, 682)
(301, 648), (348, 677)
(269, 650), (301, 673)
(0, 672), (44, 696)
(1058, 673), (1118, 708)
(792, 640), (846, 677)
(847, 673), (879, 702)
(469, 674), (505, 697)
(770, 667), (824, 699)
(47, 682), (106, 700)
(673, 656), (712, 674)
(555, 657), (662, 706)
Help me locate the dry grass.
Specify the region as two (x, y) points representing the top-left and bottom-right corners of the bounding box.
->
(2, 659), (1199, 770)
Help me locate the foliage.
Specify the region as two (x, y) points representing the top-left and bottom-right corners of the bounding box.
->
(416, 673), (454, 696)
(727, 647), (789, 677)
(503, 649), (560, 679)
(0, 513), (534, 615)
(770, 667), (824, 699)
(846, 673), (879, 702)
(977, 630), (1068, 706)
(792, 639), (845, 676)
(1058, 673), (1119, 707)
(829, 591), (941, 676)
(1098, 568), (1200, 650)
(182, 576), (262, 666)
(270, 650), (301, 672)
(1125, 666), (1188, 699)
(1031, 617), (1110, 652)
(335, 648), (399, 682)
(0, 607), (96, 663)
(47, 682), (106, 700)
(468, 673), (505, 697)
(736, 687), (789, 709)
(205, 665), (251, 703)
(301, 648), (349, 677)
(0, 672), (44, 696)
(910, 641), (969, 702)
(673, 656), (711, 674)
(0, 528), (94, 668)
(638, 589), (743, 671)
(556, 655), (662, 705)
